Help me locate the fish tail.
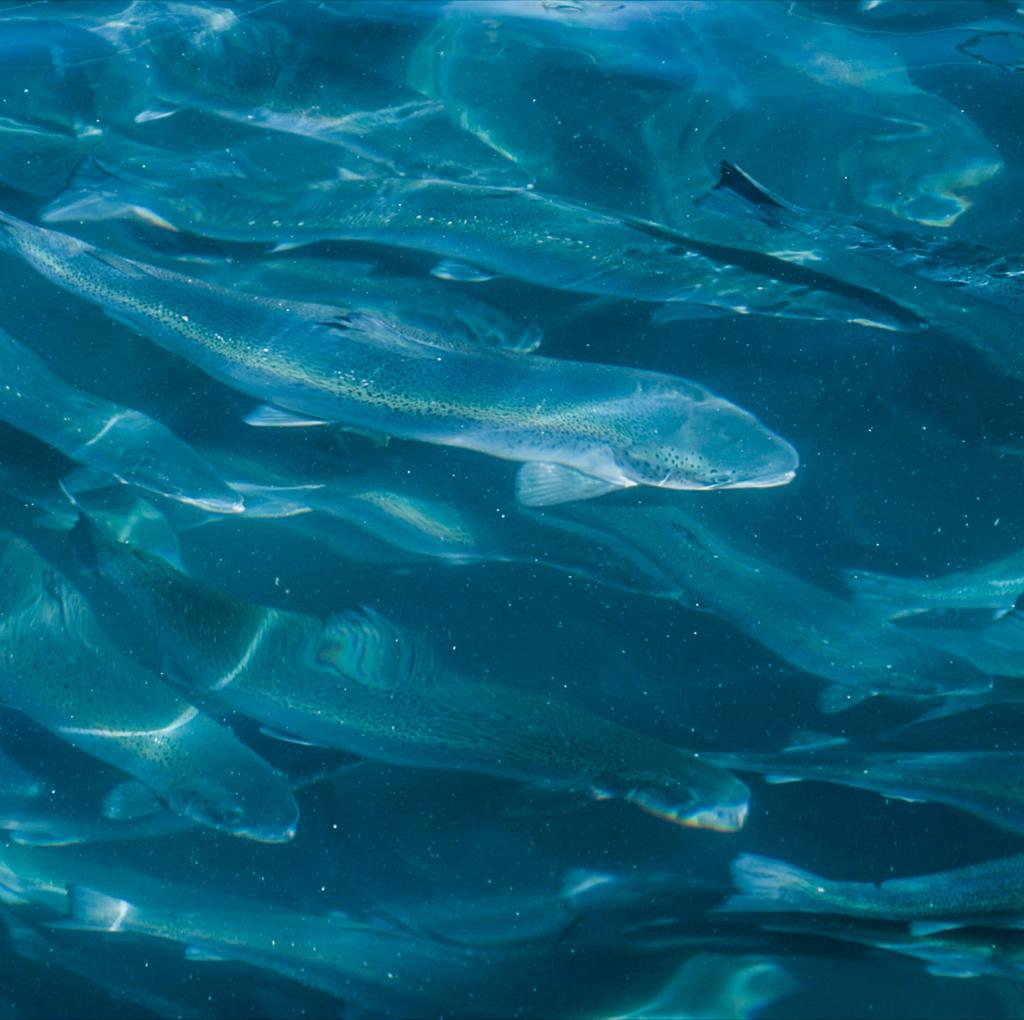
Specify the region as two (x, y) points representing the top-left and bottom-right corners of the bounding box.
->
(840, 567), (928, 617)
(696, 161), (801, 229)
(55, 885), (138, 932)
(718, 854), (830, 914)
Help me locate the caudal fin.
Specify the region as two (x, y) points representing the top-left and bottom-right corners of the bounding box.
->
(840, 567), (929, 617)
(696, 161), (800, 228)
(56, 886), (137, 932)
(718, 854), (828, 915)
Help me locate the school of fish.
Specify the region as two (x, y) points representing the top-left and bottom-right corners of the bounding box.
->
(0, 2), (1022, 1018)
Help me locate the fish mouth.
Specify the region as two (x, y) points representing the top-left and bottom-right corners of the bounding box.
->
(718, 469), (797, 490)
(685, 468), (796, 491)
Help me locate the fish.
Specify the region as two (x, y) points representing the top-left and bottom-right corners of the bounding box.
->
(409, 0), (1001, 228)
(536, 502), (991, 709)
(86, 0), (527, 186)
(843, 550), (1024, 617)
(71, 511), (750, 832)
(0, 325), (242, 514)
(177, 254), (544, 353)
(40, 171), (926, 330)
(762, 914), (1024, 984)
(878, 607), (1024, 679)
(700, 161), (1024, 316)
(0, 531), (297, 842)
(0, 716), (193, 846)
(0, 842), (486, 1018)
(0, 210), (799, 505)
(719, 851), (1024, 932)
(0, 910), (208, 1020)
(710, 737), (1024, 836)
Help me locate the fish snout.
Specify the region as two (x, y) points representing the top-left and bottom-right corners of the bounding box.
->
(169, 775), (299, 843)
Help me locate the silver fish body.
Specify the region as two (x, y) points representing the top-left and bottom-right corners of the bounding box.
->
(0, 211), (798, 504)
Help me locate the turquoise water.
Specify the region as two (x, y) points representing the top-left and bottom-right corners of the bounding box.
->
(0, 1), (1023, 1017)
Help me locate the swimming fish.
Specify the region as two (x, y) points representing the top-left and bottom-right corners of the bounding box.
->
(843, 549), (1024, 617)
(0, 531), (297, 842)
(762, 914), (1024, 984)
(85, 0), (527, 185)
(711, 738), (1024, 835)
(41, 172), (925, 330)
(700, 161), (1024, 316)
(537, 502), (991, 709)
(0, 713), (196, 846)
(0, 325), (242, 514)
(181, 254), (543, 353)
(720, 851), (1024, 932)
(0, 841), (482, 1018)
(0, 210), (798, 506)
(877, 607), (1024, 679)
(72, 512), (750, 832)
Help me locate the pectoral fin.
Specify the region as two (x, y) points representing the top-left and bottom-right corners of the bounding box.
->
(244, 404), (331, 428)
(925, 963), (979, 979)
(515, 462), (623, 507)
(258, 725), (326, 748)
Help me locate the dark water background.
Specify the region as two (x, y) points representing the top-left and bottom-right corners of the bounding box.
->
(0, 1), (1023, 1017)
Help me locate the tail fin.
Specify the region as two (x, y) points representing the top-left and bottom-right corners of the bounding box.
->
(697, 161), (801, 228)
(717, 854), (828, 914)
(57, 886), (137, 932)
(840, 567), (928, 618)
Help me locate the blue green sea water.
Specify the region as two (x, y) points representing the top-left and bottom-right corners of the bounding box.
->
(0, 2), (1023, 1017)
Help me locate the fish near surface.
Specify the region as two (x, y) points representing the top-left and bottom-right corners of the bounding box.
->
(711, 738), (1024, 836)
(720, 851), (1024, 933)
(701, 161), (1024, 316)
(41, 171), (926, 331)
(537, 502), (991, 709)
(843, 547), (1024, 617)
(71, 512), (750, 833)
(0, 531), (296, 843)
(0, 210), (798, 506)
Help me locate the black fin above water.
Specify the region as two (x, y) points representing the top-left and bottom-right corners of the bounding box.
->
(698, 161), (800, 229)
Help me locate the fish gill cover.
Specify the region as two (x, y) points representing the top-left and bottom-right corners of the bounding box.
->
(0, 1), (1020, 1018)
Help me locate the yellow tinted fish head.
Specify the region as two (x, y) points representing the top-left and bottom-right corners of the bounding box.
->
(616, 393), (798, 491)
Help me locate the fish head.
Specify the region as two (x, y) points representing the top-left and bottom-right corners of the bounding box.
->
(591, 760), (750, 833)
(615, 386), (798, 491)
(167, 773), (298, 844)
